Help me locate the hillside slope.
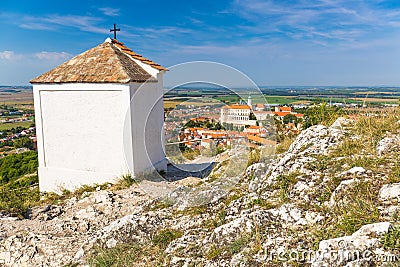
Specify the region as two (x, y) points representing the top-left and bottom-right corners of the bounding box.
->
(0, 110), (399, 266)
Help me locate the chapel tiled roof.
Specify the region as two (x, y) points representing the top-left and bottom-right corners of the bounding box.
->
(30, 39), (166, 84)
(112, 39), (167, 71)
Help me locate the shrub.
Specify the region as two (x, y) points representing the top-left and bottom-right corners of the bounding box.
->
(247, 148), (261, 166)
(276, 172), (300, 202)
(0, 175), (40, 218)
(381, 225), (400, 251)
(229, 235), (251, 255)
(152, 229), (183, 250)
(206, 245), (222, 260)
(13, 136), (34, 150)
(0, 151), (38, 184)
(303, 102), (343, 129)
(87, 244), (143, 267)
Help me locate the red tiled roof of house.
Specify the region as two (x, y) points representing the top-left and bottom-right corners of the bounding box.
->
(30, 39), (166, 84)
(274, 112), (290, 117)
(227, 104), (251, 110)
(294, 113), (304, 117)
(280, 106), (292, 112)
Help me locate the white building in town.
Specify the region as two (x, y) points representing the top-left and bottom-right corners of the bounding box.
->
(31, 38), (167, 192)
(220, 104), (256, 126)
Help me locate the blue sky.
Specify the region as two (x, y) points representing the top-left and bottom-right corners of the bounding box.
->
(1, 0), (400, 86)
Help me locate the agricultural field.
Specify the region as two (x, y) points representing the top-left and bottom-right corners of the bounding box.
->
(0, 88), (34, 111)
(0, 121), (34, 132)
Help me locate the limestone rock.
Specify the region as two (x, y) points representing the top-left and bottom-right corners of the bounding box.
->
(379, 183), (400, 202)
(376, 136), (400, 155)
(330, 178), (359, 207)
(312, 222), (392, 267)
(330, 117), (351, 130)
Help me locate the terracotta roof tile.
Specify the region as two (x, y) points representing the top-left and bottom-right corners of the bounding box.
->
(274, 112), (291, 117)
(30, 39), (167, 84)
(111, 39), (167, 71)
(280, 106), (292, 111)
(228, 104), (251, 110)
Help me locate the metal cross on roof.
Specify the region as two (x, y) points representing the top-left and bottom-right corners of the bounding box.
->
(110, 23), (120, 39)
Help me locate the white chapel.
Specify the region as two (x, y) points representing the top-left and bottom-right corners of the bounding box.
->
(30, 37), (167, 192)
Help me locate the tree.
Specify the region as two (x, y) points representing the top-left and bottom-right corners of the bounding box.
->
(0, 151), (38, 184)
(283, 114), (298, 124)
(249, 112), (257, 120)
(13, 137), (34, 150)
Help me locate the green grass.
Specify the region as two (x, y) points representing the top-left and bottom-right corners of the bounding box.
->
(152, 229), (183, 250)
(0, 175), (40, 218)
(0, 121), (33, 131)
(0, 153), (136, 217)
(229, 234), (251, 255)
(213, 95), (298, 105)
(381, 225), (400, 251)
(0, 151), (38, 184)
(247, 148), (261, 167)
(206, 245), (222, 260)
(264, 96), (297, 105)
(388, 163), (400, 183)
(310, 165), (382, 249)
(275, 172), (300, 202)
(86, 229), (183, 266)
(305, 109), (400, 249)
(87, 244), (149, 267)
(247, 198), (276, 209)
(110, 174), (136, 190)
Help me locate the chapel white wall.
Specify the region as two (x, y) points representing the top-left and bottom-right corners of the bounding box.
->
(129, 73), (167, 175)
(33, 83), (132, 192)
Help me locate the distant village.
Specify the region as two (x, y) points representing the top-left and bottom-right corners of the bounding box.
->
(0, 92), (397, 159)
(0, 105), (36, 155)
(165, 96), (305, 154)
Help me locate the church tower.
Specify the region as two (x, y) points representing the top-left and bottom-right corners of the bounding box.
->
(30, 38), (167, 192)
(247, 95), (252, 107)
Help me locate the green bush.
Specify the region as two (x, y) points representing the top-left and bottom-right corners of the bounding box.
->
(276, 172), (299, 202)
(381, 225), (400, 251)
(152, 229), (183, 250)
(87, 244), (143, 267)
(13, 136), (34, 150)
(0, 151), (38, 184)
(206, 245), (222, 260)
(0, 175), (40, 217)
(303, 102), (343, 129)
(229, 235), (250, 255)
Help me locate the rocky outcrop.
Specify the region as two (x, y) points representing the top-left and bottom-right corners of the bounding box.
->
(380, 183), (400, 203)
(312, 222), (393, 267)
(1, 118), (399, 266)
(376, 136), (400, 155)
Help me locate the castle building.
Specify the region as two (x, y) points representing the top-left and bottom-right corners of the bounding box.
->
(220, 104), (257, 126)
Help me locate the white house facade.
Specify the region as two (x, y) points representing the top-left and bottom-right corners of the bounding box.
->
(220, 104), (257, 126)
(31, 38), (167, 192)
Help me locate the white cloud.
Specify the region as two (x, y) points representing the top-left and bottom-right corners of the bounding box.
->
(34, 51), (72, 61)
(17, 14), (106, 34)
(229, 0), (400, 44)
(98, 7), (120, 17)
(19, 23), (55, 31)
(0, 51), (23, 60)
(0, 51), (14, 60)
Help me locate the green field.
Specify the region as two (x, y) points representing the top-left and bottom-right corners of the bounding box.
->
(215, 94), (299, 105)
(0, 121), (33, 131)
(263, 96), (298, 105)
